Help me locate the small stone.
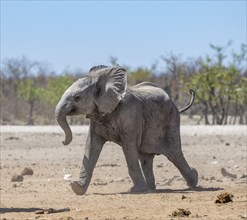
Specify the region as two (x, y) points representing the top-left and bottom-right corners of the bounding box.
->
(11, 174), (23, 182)
(64, 174), (72, 181)
(215, 192), (234, 204)
(240, 174), (247, 179)
(172, 208), (191, 217)
(181, 195), (187, 199)
(21, 167), (33, 176)
(221, 168), (237, 179)
(201, 176), (209, 181)
(114, 178), (125, 182)
(5, 136), (19, 141)
(35, 209), (44, 214)
(156, 163), (164, 168)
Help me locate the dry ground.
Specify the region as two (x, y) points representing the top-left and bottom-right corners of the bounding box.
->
(0, 125), (246, 220)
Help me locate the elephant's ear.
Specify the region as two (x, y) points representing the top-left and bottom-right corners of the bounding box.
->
(89, 65), (108, 73)
(94, 66), (127, 115)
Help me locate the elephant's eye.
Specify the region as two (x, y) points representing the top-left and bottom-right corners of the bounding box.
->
(74, 95), (80, 102)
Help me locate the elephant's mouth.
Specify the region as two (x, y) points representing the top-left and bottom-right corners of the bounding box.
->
(67, 107), (78, 116)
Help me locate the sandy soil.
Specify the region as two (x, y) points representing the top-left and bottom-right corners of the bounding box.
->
(0, 125), (246, 220)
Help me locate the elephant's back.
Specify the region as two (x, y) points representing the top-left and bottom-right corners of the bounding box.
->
(130, 82), (169, 99)
(126, 82), (173, 118)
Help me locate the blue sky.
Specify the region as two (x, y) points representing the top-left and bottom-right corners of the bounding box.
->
(1, 1), (246, 73)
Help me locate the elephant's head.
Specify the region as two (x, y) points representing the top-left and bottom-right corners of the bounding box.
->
(55, 65), (127, 145)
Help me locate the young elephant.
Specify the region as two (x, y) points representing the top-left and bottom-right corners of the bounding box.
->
(55, 65), (198, 195)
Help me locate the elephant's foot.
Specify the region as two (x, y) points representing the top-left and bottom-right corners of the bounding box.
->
(129, 184), (148, 194)
(71, 181), (87, 195)
(147, 183), (156, 191)
(186, 168), (198, 188)
(148, 185), (156, 191)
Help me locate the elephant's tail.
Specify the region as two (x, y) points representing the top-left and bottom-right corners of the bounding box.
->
(179, 89), (195, 113)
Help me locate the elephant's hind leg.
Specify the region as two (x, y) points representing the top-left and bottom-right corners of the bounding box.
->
(139, 153), (156, 190)
(166, 151), (198, 188)
(163, 127), (198, 188)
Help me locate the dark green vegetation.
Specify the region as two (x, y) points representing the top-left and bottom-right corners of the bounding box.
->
(1, 42), (246, 125)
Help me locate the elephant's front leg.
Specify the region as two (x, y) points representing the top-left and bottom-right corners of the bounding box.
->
(71, 130), (106, 195)
(122, 146), (148, 193)
(139, 153), (156, 190)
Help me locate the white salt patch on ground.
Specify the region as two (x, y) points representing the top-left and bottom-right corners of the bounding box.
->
(1, 125), (246, 136)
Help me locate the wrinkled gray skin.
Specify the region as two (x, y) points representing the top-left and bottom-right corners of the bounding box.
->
(55, 65), (198, 195)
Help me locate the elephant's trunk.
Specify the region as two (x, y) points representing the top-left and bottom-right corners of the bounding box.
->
(55, 102), (72, 145)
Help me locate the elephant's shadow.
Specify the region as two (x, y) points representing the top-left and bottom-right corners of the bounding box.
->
(92, 186), (224, 196)
(0, 207), (42, 213)
(153, 186), (224, 194)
